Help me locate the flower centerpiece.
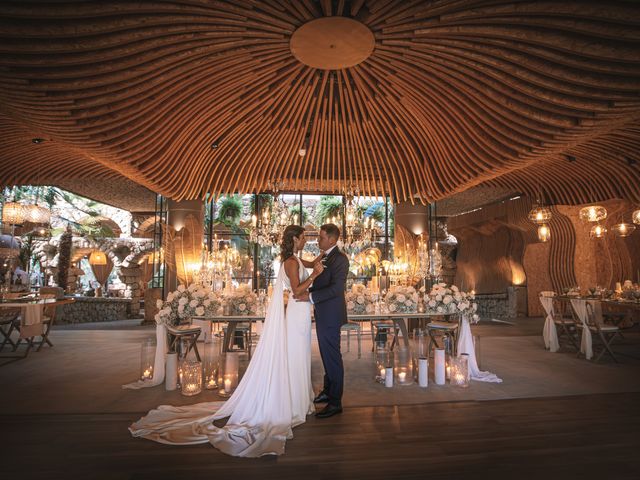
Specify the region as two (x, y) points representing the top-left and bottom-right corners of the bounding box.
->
(346, 283), (376, 314)
(425, 283), (479, 322)
(224, 284), (259, 316)
(384, 285), (419, 313)
(155, 284), (222, 326)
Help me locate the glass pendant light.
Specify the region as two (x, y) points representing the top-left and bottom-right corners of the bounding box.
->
(579, 205), (607, 223)
(537, 224), (551, 242)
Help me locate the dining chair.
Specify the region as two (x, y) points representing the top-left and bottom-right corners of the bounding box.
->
(586, 301), (621, 363)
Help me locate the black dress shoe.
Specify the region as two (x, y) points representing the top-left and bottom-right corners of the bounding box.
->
(315, 404), (343, 419)
(313, 392), (330, 404)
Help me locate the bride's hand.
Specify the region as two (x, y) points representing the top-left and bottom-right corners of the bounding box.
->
(311, 262), (324, 279)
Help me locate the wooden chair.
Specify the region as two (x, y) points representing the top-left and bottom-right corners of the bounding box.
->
(35, 287), (64, 351)
(552, 297), (579, 351)
(370, 321), (394, 352)
(426, 320), (459, 357)
(166, 324), (202, 361)
(586, 302), (621, 363)
(341, 321), (362, 358)
(0, 307), (20, 352)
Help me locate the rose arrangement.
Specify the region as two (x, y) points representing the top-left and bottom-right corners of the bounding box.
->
(346, 283), (376, 314)
(224, 284), (259, 316)
(155, 284), (221, 326)
(425, 283), (479, 322)
(384, 285), (419, 313)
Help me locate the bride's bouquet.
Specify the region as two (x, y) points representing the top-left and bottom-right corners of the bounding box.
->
(155, 284), (221, 326)
(224, 284), (259, 316)
(425, 283), (479, 322)
(346, 283), (376, 314)
(384, 285), (419, 313)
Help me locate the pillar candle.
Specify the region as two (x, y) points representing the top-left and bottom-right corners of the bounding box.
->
(418, 358), (429, 387)
(435, 349), (445, 385)
(165, 352), (178, 391)
(385, 367), (394, 387)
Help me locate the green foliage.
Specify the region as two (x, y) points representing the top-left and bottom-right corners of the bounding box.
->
(288, 205), (308, 224)
(315, 196), (343, 225)
(249, 194), (273, 215)
(216, 195), (243, 226)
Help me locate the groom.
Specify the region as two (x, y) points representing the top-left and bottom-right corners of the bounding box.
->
(295, 223), (349, 419)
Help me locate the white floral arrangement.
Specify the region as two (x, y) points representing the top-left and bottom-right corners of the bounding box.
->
(425, 283), (479, 322)
(384, 285), (419, 313)
(346, 283), (376, 315)
(224, 284), (259, 316)
(155, 284), (222, 326)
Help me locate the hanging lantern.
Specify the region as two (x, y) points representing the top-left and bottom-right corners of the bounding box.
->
(537, 224), (551, 242)
(633, 209), (640, 225)
(89, 250), (107, 265)
(23, 204), (51, 224)
(589, 224), (607, 239)
(611, 222), (636, 238)
(1, 202), (25, 225)
(579, 205), (607, 223)
(528, 206), (552, 224)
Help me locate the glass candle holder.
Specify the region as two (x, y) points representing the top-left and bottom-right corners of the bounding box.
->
(139, 337), (156, 381)
(394, 346), (414, 386)
(218, 351), (240, 397)
(203, 335), (221, 390)
(451, 354), (470, 388)
(374, 341), (390, 384)
(180, 360), (202, 396)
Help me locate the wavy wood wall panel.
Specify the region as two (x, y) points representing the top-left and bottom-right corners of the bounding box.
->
(0, 1), (639, 202)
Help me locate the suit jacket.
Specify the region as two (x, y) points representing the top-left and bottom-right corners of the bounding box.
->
(310, 247), (349, 326)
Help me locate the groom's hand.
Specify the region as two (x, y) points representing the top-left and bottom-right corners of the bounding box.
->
(295, 291), (310, 302)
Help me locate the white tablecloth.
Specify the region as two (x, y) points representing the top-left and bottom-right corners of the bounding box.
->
(570, 299), (593, 360)
(539, 296), (559, 352)
(456, 316), (502, 383)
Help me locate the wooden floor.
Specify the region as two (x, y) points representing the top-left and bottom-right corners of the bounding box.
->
(2, 393), (639, 480)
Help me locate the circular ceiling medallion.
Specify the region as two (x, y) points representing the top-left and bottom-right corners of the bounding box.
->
(290, 17), (375, 70)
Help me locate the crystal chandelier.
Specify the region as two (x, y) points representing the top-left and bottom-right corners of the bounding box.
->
(248, 180), (289, 247)
(579, 205), (607, 223)
(632, 209), (640, 225)
(611, 222), (636, 237)
(342, 184), (377, 250)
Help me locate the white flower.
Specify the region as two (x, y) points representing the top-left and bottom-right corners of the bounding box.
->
(188, 284), (197, 292)
(458, 302), (468, 311)
(472, 314), (479, 323)
(451, 285), (459, 292)
(347, 301), (355, 310)
(435, 294), (442, 302)
(204, 299), (211, 307)
(238, 303), (246, 312)
(412, 293), (419, 302)
(177, 304), (185, 314)
(454, 293), (462, 302)
(177, 285), (186, 293)
(443, 295), (452, 305)
(404, 300), (413, 307)
(365, 304), (374, 313)
(419, 286), (426, 293)
(195, 290), (206, 298)
(356, 295), (365, 304)
(389, 304), (397, 312)
(161, 307), (171, 316)
(397, 294), (406, 302)
(195, 306), (205, 316)
(154, 313), (160, 323)
(156, 299), (164, 309)
(428, 300), (436, 308)
(189, 299), (199, 308)
(178, 297), (188, 306)
(166, 292), (175, 302)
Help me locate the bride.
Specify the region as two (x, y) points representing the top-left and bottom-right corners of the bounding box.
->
(129, 225), (324, 457)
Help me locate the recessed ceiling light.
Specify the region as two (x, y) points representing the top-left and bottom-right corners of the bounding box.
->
(31, 138), (45, 144)
(211, 139), (220, 149)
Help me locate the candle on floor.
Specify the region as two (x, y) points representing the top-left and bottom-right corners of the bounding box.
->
(435, 349), (446, 385)
(398, 371), (407, 382)
(418, 358), (428, 387)
(224, 378), (232, 393)
(385, 367), (394, 387)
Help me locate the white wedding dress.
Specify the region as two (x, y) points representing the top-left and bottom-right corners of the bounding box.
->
(129, 256), (315, 457)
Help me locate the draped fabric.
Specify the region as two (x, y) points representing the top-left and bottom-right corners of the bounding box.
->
(456, 316), (502, 383)
(570, 299), (593, 360)
(539, 296), (560, 352)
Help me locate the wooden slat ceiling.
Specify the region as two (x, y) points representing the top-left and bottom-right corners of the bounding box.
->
(0, 0), (639, 204)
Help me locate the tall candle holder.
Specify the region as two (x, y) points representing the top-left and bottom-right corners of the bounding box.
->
(139, 337), (156, 382)
(180, 360), (203, 396)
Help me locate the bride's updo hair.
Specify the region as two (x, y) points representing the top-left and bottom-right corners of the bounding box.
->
(280, 225), (305, 261)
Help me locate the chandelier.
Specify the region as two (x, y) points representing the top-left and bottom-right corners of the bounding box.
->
(537, 224), (551, 242)
(528, 206), (552, 224)
(342, 184), (377, 249)
(1, 202), (25, 225)
(589, 224), (607, 239)
(611, 222), (636, 237)
(248, 180), (289, 247)
(579, 205), (607, 223)
(632, 209), (640, 225)
(196, 239), (241, 291)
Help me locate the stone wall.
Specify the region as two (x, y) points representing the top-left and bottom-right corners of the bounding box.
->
(56, 297), (133, 324)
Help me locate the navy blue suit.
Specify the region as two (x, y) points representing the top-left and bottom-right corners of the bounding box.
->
(310, 247), (349, 407)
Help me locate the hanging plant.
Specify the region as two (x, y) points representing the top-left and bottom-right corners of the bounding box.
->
(315, 196), (343, 225)
(57, 225), (73, 291)
(216, 195), (243, 226)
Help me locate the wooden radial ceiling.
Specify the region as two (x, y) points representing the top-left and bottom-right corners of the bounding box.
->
(1, 0), (640, 204)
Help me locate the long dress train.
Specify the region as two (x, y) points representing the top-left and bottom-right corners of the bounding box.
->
(129, 258), (314, 457)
